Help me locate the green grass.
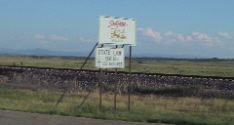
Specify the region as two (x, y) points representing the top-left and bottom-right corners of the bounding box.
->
(1, 56), (234, 77)
(0, 86), (233, 125)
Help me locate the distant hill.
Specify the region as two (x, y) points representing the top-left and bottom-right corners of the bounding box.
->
(1, 48), (233, 60)
(0, 48), (88, 57)
(0, 48), (184, 58)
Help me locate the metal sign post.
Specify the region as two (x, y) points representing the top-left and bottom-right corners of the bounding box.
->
(114, 68), (117, 111)
(114, 45), (118, 111)
(99, 69), (103, 110)
(96, 16), (136, 112)
(98, 44), (104, 110)
(128, 46), (132, 111)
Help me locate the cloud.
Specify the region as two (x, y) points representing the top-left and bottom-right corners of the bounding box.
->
(48, 35), (68, 41)
(138, 28), (232, 46)
(163, 31), (192, 42)
(33, 34), (68, 42)
(191, 32), (213, 45)
(137, 27), (144, 32)
(143, 28), (162, 42)
(78, 36), (95, 43)
(33, 34), (45, 40)
(217, 32), (232, 39)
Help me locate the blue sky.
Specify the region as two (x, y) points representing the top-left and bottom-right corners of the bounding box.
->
(0, 0), (234, 58)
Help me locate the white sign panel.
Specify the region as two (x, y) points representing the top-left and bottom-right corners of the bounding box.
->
(99, 16), (136, 46)
(95, 48), (125, 68)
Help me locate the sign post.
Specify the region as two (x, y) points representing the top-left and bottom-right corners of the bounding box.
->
(97, 16), (136, 111)
(99, 69), (103, 110)
(114, 45), (118, 111)
(128, 46), (132, 111)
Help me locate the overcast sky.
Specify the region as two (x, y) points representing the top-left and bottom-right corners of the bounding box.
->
(0, 0), (234, 58)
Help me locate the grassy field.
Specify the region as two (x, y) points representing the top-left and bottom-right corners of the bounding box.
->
(0, 86), (233, 125)
(1, 55), (234, 124)
(1, 55), (234, 77)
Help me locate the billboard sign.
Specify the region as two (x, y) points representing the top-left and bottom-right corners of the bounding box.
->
(99, 16), (136, 46)
(95, 48), (124, 68)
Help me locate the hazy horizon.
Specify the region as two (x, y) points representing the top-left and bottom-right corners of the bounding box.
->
(1, 47), (234, 59)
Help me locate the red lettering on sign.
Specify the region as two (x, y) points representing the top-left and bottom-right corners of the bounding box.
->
(108, 20), (127, 28)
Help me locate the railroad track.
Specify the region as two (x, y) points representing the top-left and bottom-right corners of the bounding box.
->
(1, 65), (234, 98)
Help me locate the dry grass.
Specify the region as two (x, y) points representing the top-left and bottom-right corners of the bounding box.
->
(0, 86), (233, 125)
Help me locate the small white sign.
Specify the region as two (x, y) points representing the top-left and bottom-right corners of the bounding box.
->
(99, 16), (136, 46)
(95, 48), (125, 68)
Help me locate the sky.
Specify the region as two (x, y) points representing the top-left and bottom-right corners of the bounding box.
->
(0, 0), (234, 58)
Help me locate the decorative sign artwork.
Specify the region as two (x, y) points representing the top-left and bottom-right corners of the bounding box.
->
(99, 16), (136, 46)
(95, 48), (125, 68)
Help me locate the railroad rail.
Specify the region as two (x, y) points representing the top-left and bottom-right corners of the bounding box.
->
(1, 65), (234, 80)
